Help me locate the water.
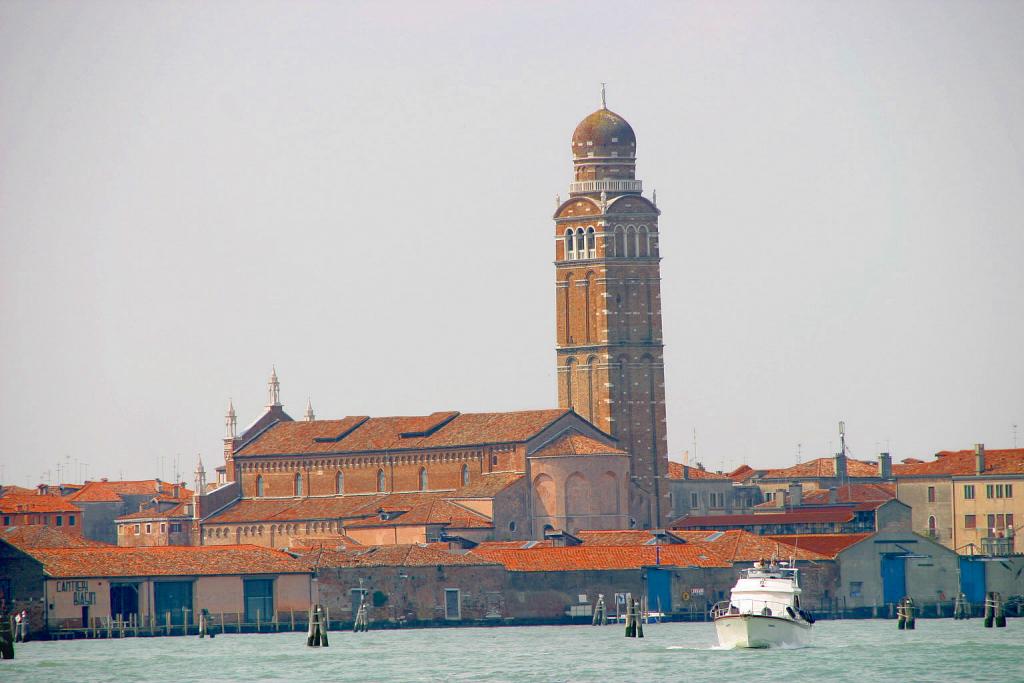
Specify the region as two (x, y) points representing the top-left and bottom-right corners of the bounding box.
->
(5, 620), (1022, 682)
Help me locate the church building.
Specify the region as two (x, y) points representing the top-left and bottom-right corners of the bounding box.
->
(193, 96), (673, 548)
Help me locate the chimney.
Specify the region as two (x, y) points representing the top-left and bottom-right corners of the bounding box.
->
(974, 443), (985, 475)
(173, 484), (180, 499)
(832, 452), (847, 482)
(878, 452), (892, 479)
(682, 465), (689, 480)
(828, 487), (838, 504)
(154, 477), (162, 492)
(788, 483), (802, 508)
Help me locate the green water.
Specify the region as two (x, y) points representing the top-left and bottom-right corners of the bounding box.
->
(5, 620), (1022, 682)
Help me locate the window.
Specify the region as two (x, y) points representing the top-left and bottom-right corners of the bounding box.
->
(160, 523), (166, 533)
(42, 515), (48, 526)
(986, 484), (995, 499)
(145, 523), (152, 534)
(69, 515), (76, 526)
(995, 514), (1006, 530)
(586, 227), (596, 258)
(996, 484), (1004, 498)
(1007, 513), (1014, 530)
(964, 485), (975, 500)
(56, 515), (63, 527)
(134, 524), (141, 534)
(3, 516), (10, 526)
(965, 515), (976, 529)
(336, 471), (344, 495)
(444, 588), (462, 620)
(575, 228), (585, 256)
(169, 523), (181, 533)
(1007, 484), (1014, 498)
(564, 229), (574, 259)
(927, 516), (937, 538)
(294, 473), (303, 497)
(927, 486), (936, 502)
(461, 464), (470, 487)
(508, 520), (517, 532)
(377, 469), (386, 493)
(849, 582), (863, 598)
(419, 467), (428, 492)
(988, 514), (996, 531)
(256, 475), (264, 497)
(690, 492), (699, 508)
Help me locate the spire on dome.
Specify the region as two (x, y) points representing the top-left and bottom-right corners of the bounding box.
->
(225, 399), (237, 439)
(267, 366), (281, 407)
(304, 397), (315, 422)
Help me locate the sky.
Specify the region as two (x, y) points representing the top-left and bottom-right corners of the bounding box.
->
(1, 1), (1022, 486)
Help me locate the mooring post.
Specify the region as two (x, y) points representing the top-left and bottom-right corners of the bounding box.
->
(994, 592), (1006, 628)
(984, 592), (995, 628)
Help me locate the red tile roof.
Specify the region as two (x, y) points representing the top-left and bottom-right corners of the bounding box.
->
(727, 465), (759, 482)
(446, 472), (523, 498)
(25, 544), (310, 577)
(666, 462), (730, 480)
(671, 530), (827, 562)
(767, 533), (872, 558)
(0, 492), (81, 514)
(66, 480), (192, 503)
(1, 526), (110, 549)
(799, 483), (895, 504)
(469, 544), (730, 571)
(237, 409), (570, 456)
(531, 433), (626, 458)
(116, 501), (192, 521)
(472, 540), (555, 551)
(762, 457), (881, 480)
(344, 498), (492, 529)
(299, 544), (500, 568)
(892, 449), (1024, 477)
(574, 530), (687, 546)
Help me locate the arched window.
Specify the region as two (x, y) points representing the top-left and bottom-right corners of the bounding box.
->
(564, 229), (574, 259)
(575, 228), (585, 256)
(419, 467), (428, 491)
(461, 463), (470, 486)
(638, 226), (649, 257)
(376, 468), (386, 493)
(256, 475), (264, 497)
(336, 471), (344, 495)
(613, 225), (624, 257)
(928, 515), (937, 538)
(294, 473), (303, 497)
(565, 357), (576, 410)
(586, 227), (596, 258)
(624, 225), (635, 257)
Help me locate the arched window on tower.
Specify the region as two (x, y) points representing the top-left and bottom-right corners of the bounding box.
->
(256, 475), (264, 498)
(575, 228), (586, 257)
(377, 468), (386, 493)
(336, 471), (344, 495)
(565, 357), (576, 410)
(461, 463), (470, 486)
(638, 226), (650, 257)
(294, 473), (303, 497)
(586, 227), (596, 258)
(624, 225), (635, 257)
(565, 229), (574, 260)
(613, 225), (624, 257)
(419, 467), (428, 491)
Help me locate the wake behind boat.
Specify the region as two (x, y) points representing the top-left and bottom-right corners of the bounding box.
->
(711, 560), (814, 649)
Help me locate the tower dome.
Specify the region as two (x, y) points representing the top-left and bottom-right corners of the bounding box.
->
(571, 108), (636, 160)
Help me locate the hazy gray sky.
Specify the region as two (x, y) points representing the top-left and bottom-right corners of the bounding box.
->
(2, 1), (1022, 486)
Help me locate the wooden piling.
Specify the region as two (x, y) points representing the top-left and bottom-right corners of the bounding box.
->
(307, 604), (329, 646)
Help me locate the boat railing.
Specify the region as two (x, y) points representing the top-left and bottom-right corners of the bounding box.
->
(710, 599), (803, 621)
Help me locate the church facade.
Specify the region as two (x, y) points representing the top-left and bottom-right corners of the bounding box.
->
(191, 98), (673, 547)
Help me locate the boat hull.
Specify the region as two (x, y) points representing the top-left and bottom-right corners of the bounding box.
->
(714, 614), (811, 649)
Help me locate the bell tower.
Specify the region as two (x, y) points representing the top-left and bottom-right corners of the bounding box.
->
(553, 95), (671, 528)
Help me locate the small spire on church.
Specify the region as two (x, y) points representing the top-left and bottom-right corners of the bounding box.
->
(267, 366), (281, 407)
(601, 82), (607, 109)
(225, 399), (237, 439)
(555, 194), (561, 208)
(304, 397), (315, 422)
(652, 188), (657, 207)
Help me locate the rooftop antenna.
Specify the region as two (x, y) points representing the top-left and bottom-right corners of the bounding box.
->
(601, 82), (607, 109)
(692, 428), (698, 465)
(838, 421), (846, 456)
(796, 442), (802, 464)
(1014, 424), (1019, 448)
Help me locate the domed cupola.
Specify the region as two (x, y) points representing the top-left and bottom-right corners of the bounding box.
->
(571, 108), (636, 160)
(568, 87), (641, 195)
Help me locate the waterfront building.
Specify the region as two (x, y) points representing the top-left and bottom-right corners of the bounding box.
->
(670, 498), (910, 536)
(894, 444), (1023, 554)
(6, 543), (310, 631)
(665, 462), (761, 519)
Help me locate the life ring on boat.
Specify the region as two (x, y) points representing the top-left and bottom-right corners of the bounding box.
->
(681, 591), (691, 602)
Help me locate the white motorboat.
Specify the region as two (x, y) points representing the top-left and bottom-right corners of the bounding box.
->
(711, 560), (814, 649)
